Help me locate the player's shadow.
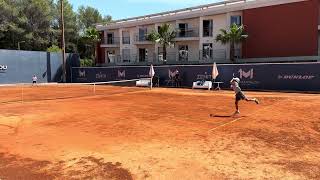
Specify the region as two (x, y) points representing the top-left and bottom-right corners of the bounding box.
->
(210, 113), (246, 118)
(213, 115), (233, 118)
(210, 114), (234, 118)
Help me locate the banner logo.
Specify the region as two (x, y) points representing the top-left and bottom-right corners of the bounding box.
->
(78, 69), (86, 77)
(278, 75), (315, 80)
(168, 69), (176, 78)
(197, 72), (212, 80)
(239, 69), (254, 79)
(0, 65), (7, 72)
(118, 70), (126, 79)
(96, 72), (107, 79)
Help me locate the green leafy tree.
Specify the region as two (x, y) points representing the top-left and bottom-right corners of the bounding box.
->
(80, 58), (94, 67)
(147, 24), (175, 62)
(47, 44), (61, 52)
(77, 6), (112, 34)
(216, 23), (248, 62)
(76, 5), (111, 59)
(102, 15), (112, 24)
(82, 27), (100, 62)
(0, 0), (56, 51)
(0, 0), (111, 54)
(0, 0), (27, 49)
(18, 0), (54, 51)
(53, 0), (79, 53)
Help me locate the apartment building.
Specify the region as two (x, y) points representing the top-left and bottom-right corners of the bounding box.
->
(96, 0), (319, 65)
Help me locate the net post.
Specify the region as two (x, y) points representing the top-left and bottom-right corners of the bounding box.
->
(93, 83), (96, 95)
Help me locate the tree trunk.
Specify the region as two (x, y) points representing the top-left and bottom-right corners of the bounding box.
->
(230, 42), (235, 62)
(163, 44), (167, 62)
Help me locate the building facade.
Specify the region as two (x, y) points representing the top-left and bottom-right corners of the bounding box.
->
(96, 0), (319, 65)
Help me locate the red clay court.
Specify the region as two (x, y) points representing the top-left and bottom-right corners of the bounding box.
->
(0, 85), (319, 179)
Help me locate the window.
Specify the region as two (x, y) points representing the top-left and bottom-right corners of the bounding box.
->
(122, 31), (130, 44)
(122, 49), (130, 62)
(203, 20), (213, 37)
(139, 48), (148, 62)
(231, 16), (242, 26)
(178, 23), (188, 37)
(107, 33), (114, 44)
(138, 27), (147, 41)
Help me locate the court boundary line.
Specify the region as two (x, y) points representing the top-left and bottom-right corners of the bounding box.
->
(207, 100), (285, 134)
(207, 117), (245, 133)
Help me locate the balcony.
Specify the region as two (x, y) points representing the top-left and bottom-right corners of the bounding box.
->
(175, 27), (200, 41)
(234, 49), (242, 59)
(122, 37), (131, 44)
(105, 54), (121, 64)
(101, 37), (120, 47)
(199, 49), (227, 63)
(134, 34), (153, 45)
(100, 50), (230, 66)
(203, 27), (213, 37)
(105, 54), (154, 65)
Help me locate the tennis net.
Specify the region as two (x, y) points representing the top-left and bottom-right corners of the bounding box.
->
(0, 79), (144, 104)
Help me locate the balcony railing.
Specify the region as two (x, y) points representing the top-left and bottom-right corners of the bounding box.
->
(103, 49), (229, 65)
(106, 54), (154, 64)
(106, 54), (120, 63)
(134, 34), (150, 42)
(103, 37), (120, 45)
(122, 37), (130, 44)
(176, 27), (199, 38)
(203, 27), (213, 37)
(200, 49), (226, 62)
(106, 54), (136, 64)
(234, 49), (242, 58)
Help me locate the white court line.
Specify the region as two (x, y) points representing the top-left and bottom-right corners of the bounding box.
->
(207, 100), (285, 134)
(207, 116), (245, 133)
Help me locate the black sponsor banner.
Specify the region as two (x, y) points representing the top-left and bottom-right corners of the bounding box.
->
(72, 63), (320, 91)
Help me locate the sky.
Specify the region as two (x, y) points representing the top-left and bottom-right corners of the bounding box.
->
(69, 0), (221, 20)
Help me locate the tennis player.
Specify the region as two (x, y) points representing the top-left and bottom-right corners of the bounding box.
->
(230, 77), (259, 114)
(32, 75), (37, 85)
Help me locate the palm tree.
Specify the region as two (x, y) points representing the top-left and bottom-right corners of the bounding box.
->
(83, 27), (101, 61)
(147, 24), (176, 62)
(216, 23), (248, 62)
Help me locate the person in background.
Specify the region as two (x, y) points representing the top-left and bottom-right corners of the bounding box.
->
(174, 68), (180, 87)
(32, 75), (38, 86)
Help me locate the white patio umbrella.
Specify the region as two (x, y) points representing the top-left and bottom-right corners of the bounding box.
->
(212, 62), (219, 81)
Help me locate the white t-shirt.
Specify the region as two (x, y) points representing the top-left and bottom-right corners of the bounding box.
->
(32, 76), (37, 82)
(231, 81), (241, 94)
